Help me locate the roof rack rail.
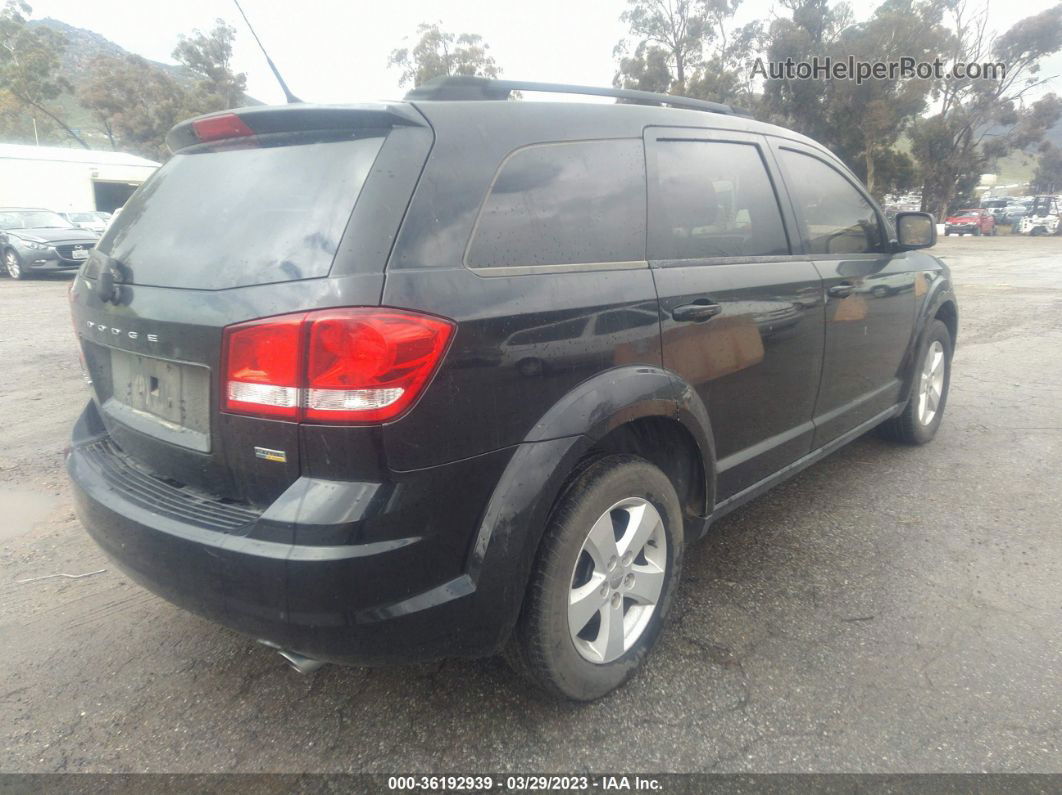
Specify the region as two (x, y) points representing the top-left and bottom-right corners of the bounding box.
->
(404, 76), (751, 117)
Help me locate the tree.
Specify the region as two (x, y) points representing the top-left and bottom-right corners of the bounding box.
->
(614, 0), (707, 93)
(0, 0), (86, 147)
(614, 41), (675, 94)
(79, 55), (191, 160)
(688, 6), (763, 105)
(910, 2), (1062, 217)
(760, 0), (854, 145)
(173, 19), (246, 111)
(827, 0), (947, 195)
(0, 85), (53, 142)
(1032, 143), (1062, 193)
(614, 0), (759, 105)
(872, 148), (920, 196)
(388, 22), (500, 88)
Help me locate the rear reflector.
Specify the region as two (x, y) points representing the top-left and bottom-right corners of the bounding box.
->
(192, 113), (255, 143)
(221, 308), (454, 423)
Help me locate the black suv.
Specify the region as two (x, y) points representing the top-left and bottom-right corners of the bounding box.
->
(67, 77), (956, 700)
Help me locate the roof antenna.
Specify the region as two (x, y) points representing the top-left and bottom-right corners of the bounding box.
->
(232, 0), (301, 104)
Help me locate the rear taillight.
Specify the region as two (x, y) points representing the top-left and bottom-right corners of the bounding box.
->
(221, 308), (454, 424)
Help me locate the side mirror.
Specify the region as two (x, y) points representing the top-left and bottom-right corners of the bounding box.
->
(895, 212), (936, 250)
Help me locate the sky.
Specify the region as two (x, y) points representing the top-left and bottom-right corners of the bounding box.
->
(26, 0), (1062, 106)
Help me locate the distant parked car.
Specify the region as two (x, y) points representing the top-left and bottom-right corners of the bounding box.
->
(944, 208), (996, 236)
(1017, 196), (1062, 235)
(61, 211), (111, 234)
(980, 197), (1010, 222)
(0, 207), (100, 279)
(1002, 204), (1029, 225)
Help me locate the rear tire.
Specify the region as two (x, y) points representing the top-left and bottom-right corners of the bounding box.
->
(878, 319), (952, 445)
(505, 454), (684, 701)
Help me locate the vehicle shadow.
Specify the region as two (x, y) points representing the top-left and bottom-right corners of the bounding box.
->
(139, 431), (915, 771)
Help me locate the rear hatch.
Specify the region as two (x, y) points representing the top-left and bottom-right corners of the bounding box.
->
(70, 104), (432, 507)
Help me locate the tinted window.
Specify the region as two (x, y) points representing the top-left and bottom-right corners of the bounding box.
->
(467, 140), (645, 269)
(779, 149), (884, 255)
(100, 135), (385, 290)
(649, 140), (788, 260)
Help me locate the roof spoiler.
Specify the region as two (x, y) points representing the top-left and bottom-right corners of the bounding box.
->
(166, 104), (424, 153)
(404, 76), (751, 118)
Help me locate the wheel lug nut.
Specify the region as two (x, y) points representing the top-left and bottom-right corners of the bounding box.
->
(599, 584), (609, 597)
(610, 592), (621, 608)
(607, 555), (618, 571)
(624, 573), (634, 589)
(621, 551), (633, 566)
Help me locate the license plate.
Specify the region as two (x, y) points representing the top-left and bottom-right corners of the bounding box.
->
(71, 249), (89, 260)
(105, 349), (211, 451)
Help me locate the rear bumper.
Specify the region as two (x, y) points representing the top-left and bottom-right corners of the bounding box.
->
(67, 401), (518, 664)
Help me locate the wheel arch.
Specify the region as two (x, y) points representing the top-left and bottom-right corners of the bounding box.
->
(934, 298), (958, 346)
(898, 272), (958, 400)
(466, 365), (716, 652)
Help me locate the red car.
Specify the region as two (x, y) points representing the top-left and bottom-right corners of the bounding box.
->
(944, 208), (996, 236)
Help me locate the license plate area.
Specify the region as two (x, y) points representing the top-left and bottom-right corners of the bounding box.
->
(103, 349), (211, 452)
(71, 249), (89, 260)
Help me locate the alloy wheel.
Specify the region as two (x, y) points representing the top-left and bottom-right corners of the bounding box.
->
(568, 497), (667, 664)
(4, 251), (20, 279)
(917, 340), (945, 425)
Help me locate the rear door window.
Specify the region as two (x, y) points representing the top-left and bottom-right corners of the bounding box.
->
(466, 139), (646, 270)
(649, 140), (789, 260)
(99, 135), (385, 290)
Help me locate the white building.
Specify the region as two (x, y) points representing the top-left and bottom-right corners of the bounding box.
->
(0, 143), (159, 214)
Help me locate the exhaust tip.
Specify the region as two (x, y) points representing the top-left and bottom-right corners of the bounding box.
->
(278, 649), (327, 674)
(257, 639), (327, 674)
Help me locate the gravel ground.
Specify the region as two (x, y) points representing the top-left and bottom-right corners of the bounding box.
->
(0, 235), (1060, 773)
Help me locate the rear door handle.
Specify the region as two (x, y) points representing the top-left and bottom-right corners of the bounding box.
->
(827, 282), (855, 298)
(672, 302), (723, 323)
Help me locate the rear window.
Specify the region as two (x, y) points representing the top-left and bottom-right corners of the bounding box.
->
(466, 139), (646, 270)
(99, 135), (385, 290)
(649, 140), (789, 260)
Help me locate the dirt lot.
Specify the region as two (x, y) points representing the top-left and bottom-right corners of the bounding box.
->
(1, 235), (1060, 773)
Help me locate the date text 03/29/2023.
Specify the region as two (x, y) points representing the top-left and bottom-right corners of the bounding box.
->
(385, 775), (664, 791)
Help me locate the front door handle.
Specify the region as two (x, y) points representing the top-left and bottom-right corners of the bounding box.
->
(827, 282), (855, 298)
(672, 302), (723, 323)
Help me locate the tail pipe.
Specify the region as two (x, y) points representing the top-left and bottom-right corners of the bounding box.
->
(258, 640), (327, 674)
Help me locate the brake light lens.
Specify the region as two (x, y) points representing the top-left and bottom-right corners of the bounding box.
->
(192, 113), (255, 143)
(222, 308), (454, 423)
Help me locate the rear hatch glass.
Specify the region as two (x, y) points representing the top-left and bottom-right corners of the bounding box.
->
(97, 134), (385, 290)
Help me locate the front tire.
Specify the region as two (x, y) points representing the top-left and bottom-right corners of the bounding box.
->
(878, 319), (952, 445)
(4, 249), (26, 279)
(506, 454), (684, 700)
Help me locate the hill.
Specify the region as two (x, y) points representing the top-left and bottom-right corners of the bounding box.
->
(30, 18), (193, 84)
(14, 18), (257, 150)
